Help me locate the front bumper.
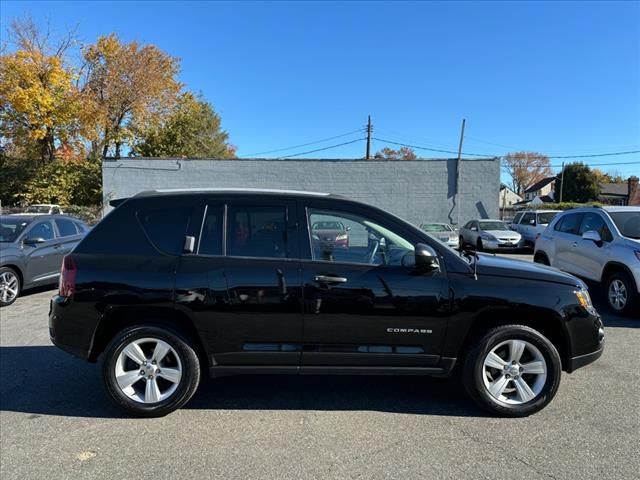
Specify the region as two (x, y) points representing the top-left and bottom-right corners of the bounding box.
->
(481, 239), (522, 250)
(567, 344), (604, 372)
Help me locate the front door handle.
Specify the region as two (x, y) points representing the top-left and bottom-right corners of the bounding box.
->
(314, 275), (347, 284)
(572, 242), (578, 248)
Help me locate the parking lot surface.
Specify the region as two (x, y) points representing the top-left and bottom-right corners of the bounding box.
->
(1, 275), (639, 480)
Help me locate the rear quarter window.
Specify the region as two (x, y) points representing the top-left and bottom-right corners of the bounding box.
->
(137, 206), (192, 255)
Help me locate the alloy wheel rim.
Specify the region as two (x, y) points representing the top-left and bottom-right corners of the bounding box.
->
(608, 280), (627, 311)
(115, 338), (183, 404)
(0, 271), (19, 304)
(482, 339), (547, 405)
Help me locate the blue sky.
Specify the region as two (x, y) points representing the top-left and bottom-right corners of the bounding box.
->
(1, 0), (639, 178)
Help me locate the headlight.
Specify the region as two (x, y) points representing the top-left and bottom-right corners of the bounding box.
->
(481, 233), (496, 241)
(574, 289), (594, 311)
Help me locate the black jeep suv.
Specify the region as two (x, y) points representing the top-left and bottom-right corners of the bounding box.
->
(49, 190), (604, 417)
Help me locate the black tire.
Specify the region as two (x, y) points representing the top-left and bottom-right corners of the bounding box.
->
(534, 252), (550, 265)
(463, 325), (562, 417)
(102, 325), (201, 417)
(0, 266), (21, 307)
(476, 238), (483, 252)
(459, 236), (465, 250)
(604, 271), (638, 316)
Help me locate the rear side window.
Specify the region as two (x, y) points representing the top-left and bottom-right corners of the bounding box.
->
(557, 213), (584, 235)
(138, 206), (192, 255)
(55, 218), (78, 237)
(227, 205), (288, 258)
(198, 205), (223, 255)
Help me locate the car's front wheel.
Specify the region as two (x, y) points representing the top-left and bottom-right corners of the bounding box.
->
(605, 271), (637, 316)
(0, 267), (21, 307)
(463, 325), (561, 417)
(102, 325), (201, 417)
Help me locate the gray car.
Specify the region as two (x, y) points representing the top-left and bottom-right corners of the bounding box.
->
(459, 219), (523, 251)
(0, 214), (89, 306)
(511, 210), (561, 247)
(534, 206), (640, 315)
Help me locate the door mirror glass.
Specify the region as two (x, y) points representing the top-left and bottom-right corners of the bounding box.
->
(582, 230), (602, 244)
(414, 243), (440, 272)
(23, 237), (46, 245)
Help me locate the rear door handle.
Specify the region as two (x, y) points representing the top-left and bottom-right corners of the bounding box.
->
(314, 275), (348, 284)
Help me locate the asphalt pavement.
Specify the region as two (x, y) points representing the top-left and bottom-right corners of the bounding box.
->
(1, 273), (639, 480)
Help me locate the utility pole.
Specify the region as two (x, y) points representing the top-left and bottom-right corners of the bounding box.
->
(559, 162), (565, 202)
(455, 118), (466, 226)
(365, 115), (372, 160)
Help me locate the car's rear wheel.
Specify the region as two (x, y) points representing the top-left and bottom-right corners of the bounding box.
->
(605, 271), (637, 316)
(0, 267), (21, 307)
(463, 325), (561, 417)
(102, 325), (201, 417)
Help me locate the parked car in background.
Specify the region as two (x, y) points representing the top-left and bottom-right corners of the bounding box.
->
(0, 214), (89, 306)
(311, 220), (350, 248)
(49, 189), (604, 417)
(420, 222), (459, 249)
(534, 206), (640, 315)
(511, 210), (561, 247)
(459, 219), (522, 251)
(22, 204), (64, 215)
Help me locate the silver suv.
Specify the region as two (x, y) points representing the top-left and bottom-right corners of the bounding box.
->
(534, 206), (640, 315)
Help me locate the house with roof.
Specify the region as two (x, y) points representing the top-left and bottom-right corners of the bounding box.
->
(599, 176), (639, 206)
(499, 184), (522, 208)
(515, 176), (556, 206)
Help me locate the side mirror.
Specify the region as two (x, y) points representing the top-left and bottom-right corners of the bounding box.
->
(23, 237), (46, 245)
(529, 219), (536, 225)
(582, 230), (602, 244)
(415, 243), (441, 272)
(183, 235), (196, 254)
(470, 227), (477, 232)
(345, 226), (351, 232)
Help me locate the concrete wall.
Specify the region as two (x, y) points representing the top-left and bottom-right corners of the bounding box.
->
(102, 158), (500, 226)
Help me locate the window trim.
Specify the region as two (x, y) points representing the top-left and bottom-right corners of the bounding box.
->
(23, 219), (56, 242)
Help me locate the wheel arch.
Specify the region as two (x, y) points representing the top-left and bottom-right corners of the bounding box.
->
(458, 307), (571, 371)
(88, 306), (208, 366)
(601, 262), (638, 290)
(1, 263), (24, 288)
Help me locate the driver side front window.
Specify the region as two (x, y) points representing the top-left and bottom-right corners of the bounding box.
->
(307, 209), (414, 266)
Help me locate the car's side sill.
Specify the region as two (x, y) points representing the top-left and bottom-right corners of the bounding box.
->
(209, 365), (452, 378)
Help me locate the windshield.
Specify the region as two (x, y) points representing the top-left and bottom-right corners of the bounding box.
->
(0, 217), (31, 242)
(421, 223), (452, 232)
(608, 211), (640, 239)
(478, 221), (509, 231)
(25, 205), (52, 214)
(537, 212), (559, 225)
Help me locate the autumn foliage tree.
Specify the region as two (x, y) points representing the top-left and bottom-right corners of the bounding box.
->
(81, 34), (182, 158)
(374, 146), (417, 160)
(502, 151), (553, 195)
(0, 18), (82, 164)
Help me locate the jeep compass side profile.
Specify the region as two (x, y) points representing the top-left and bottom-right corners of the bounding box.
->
(49, 190), (604, 417)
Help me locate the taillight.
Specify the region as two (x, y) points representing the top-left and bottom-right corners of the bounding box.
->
(59, 255), (77, 298)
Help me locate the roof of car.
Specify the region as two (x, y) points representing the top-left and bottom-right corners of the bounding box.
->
(557, 206), (640, 214)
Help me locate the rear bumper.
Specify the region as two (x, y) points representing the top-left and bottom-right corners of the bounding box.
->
(49, 295), (91, 361)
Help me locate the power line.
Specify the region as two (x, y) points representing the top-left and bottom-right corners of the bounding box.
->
(240, 129), (364, 157)
(277, 138), (365, 159)
(372, 137), (494, 157)
(374, 136), (640, 161)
